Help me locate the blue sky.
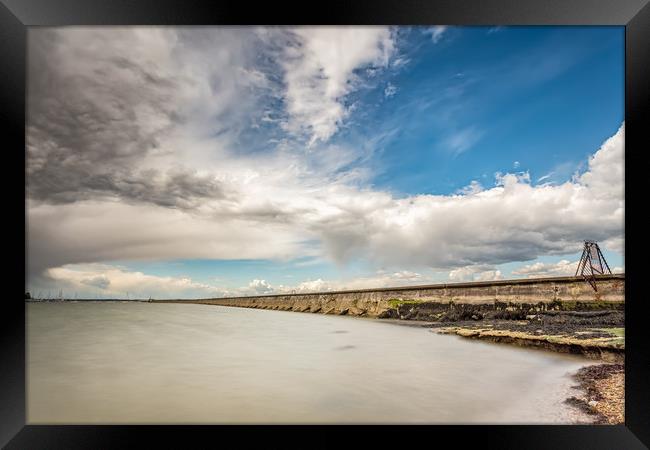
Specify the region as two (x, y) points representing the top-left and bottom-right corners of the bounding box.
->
(367, 27), (623, 196)
(27, 26), (624, 298)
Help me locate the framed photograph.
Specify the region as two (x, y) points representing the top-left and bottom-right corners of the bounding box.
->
(3, 0), (649, 448)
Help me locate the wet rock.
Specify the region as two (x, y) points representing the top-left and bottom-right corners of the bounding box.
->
(378, 309), (398, 319)
(440, 308), (483, 322)
(493, 309), (527, 320)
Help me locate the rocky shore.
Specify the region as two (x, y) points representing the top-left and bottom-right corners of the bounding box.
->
(564, 363), (625, 424)
(419, 311), (624, 424)
(381, 309), (625, 424)
(428, 311), (624, 362)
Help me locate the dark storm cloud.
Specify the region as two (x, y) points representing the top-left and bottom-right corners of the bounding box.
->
(26, 28), (225, 209)
(28, 165), (226, 209)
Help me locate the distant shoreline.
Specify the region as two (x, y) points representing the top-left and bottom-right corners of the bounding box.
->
(26, 299), (150, 303)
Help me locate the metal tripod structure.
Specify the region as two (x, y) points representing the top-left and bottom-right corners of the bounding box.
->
(575, 240), (612, 291)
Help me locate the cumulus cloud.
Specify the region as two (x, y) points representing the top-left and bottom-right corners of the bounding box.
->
(255, 269), (432, 295)
(40, 264), (228, 299)
(32, 263), (435, 299)
(284, 278), (331, 293)
(28, 122), (625, 284)
(279, 27), (395, 145)
(449, 265), (502, 282)
(512, 259), (624, 278)
(311, 124), (624, 269)
(577, 123), (624, 200)
(511, 259), (577, 278)
(457, 180), (484, 195)
(248, 279), (274, 294)
(26, 28), (624, 295)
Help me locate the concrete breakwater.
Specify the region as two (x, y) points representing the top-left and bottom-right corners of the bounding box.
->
(154, 274), (624, 320)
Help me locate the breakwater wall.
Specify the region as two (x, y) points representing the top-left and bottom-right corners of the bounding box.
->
(154, 274), (625, 320)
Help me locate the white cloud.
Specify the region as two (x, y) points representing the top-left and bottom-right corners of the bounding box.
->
(273, 269), (430, 293)
(577, 124), (624, 200)
(29, 123), (625, 287)
(602, 236), (624, 254)
(449, 265), (502, 282)
(457, 180), (484, 195)
(248, 279), (274, 294)
(384, 83), (397, 98)
(287, 278), (331, 293)
(34, 264), (435, 299)
(426, 26), (448, 44)
(511, 259), (577, 278)
(391, 57), (409, 68)
(27, 199), (310, 276)
(280, 27), (395, 146)
(445, 126), (483, 155)
(513, 258), (624, 278)
(474, 270), (502, 282)
(43, 264), (228, 299)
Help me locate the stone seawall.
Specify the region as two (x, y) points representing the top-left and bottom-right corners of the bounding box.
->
(154, 274), (625, 320)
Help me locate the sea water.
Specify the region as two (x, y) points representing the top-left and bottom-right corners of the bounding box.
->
(27, 302), (594, 424)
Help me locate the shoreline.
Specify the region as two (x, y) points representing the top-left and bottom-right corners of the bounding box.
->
(365, 312), (625, 424)
(29, 301), (625, 424)
(564, 363), (625, 424)
(421, 316), (624, 424)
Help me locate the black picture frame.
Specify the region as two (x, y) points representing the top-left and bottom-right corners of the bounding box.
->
(3, 1), (649, 448)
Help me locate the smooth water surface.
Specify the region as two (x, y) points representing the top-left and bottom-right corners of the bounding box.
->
(27, 302), (593, 424)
